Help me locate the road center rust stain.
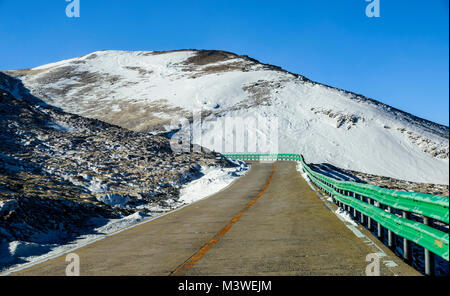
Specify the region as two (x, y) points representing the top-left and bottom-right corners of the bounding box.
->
(171, 162), (277, 275)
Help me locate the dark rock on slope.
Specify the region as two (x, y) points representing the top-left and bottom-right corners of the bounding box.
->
(0, 86), (232, 252)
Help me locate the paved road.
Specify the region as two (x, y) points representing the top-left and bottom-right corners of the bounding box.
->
(12, 161), (419, 276)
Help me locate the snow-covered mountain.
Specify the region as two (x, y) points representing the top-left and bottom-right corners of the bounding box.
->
(1, 50), (448, 184)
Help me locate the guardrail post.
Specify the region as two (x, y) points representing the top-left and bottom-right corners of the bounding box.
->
(347, 192), (352, 213)
(423, 217), (435, 276)
(345, 192), (350, 212)
(360, 195), (365, 225)
(376, 202), (383, 239)
(367, 198), (372, 230)
(402, 211), (411, 263)
(352, 192), (357, 217)
(344, 191), (350, 212)
(387, 207), (395, 249)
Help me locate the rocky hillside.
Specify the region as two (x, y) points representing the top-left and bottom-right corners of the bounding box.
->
(1, 49), (448, 183)
(0, 79), (233, 267)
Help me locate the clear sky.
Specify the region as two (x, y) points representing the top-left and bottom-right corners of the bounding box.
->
(0, 0), (448, 125)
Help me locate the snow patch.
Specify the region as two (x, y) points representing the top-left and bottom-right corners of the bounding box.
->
(96, 194), (130, 208)
(179, 161), (248, 204)
(335, 208), (358, 226)
(87, 179), (108, 193)
(46, 122), (75, 133)
(0, 200), (18, 214)
(111, 104), (121, 112)
(89, 211), (149, 234)
(152, 112), (172, 119)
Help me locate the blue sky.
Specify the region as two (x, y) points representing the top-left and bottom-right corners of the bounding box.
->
(0, 0), (448, 125)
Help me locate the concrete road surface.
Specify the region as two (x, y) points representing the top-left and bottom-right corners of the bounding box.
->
(12, 161), (419, 276)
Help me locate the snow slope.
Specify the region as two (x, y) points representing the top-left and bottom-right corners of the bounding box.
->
(1, 50), (448, 184)
(179, 159), (248, 204)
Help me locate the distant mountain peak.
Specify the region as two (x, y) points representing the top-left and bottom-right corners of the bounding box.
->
(1, 50), (448, 183)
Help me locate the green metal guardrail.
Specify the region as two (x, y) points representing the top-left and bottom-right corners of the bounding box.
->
(223, 153), (449, 275)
